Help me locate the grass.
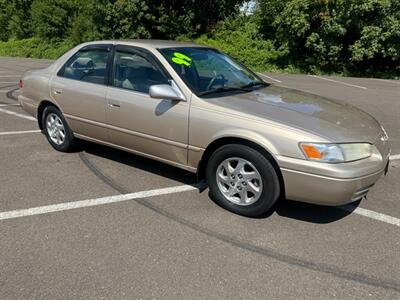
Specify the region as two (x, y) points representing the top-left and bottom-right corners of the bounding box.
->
(0, 38), (74, 59)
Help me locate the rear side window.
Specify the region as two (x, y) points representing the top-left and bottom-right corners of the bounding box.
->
(59, 49), (109, 85)
(113, 51), (169, 94)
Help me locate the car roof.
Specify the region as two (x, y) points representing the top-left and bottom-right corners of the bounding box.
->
(83, 39), (208, 49)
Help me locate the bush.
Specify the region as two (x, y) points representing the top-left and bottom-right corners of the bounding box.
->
(3, 0), (34, 40)
(30, 0), (77, 40)
(190, 17), (289, 72)
(0, 38), (74, 59)
(257, 0), (400, 77)
(1, 0), (399, 78)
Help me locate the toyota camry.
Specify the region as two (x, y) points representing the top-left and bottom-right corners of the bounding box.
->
(18, 40), (391, 217)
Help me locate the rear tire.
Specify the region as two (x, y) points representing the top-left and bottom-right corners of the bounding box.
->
(42, 106), (77, 152)
(206, 144), (280, 217)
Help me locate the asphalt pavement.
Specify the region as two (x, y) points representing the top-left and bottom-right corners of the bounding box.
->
(0, 57), (399, 299)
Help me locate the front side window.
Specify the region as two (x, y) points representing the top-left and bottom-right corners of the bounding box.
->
(113, 51), (169, 94)
(159, 47), (267, 97)
(59, 49), (109, 85)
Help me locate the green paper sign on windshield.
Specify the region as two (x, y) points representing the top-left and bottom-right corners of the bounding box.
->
(172, 52), (192, 67)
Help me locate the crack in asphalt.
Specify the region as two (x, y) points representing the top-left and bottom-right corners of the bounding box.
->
(79, 151), (400, 293)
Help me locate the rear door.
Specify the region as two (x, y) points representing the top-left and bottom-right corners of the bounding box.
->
(106, 45), (190, 166)
(51, 44), (112, 141)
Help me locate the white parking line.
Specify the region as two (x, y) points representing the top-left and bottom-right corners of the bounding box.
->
(0, 82), (18, 84)
(0, 185), (198, 221)
(0, 182), (399, 228)
(0, 75), (20, 78)
(0, 130), (41, 136)
(390, 154), (400, 161)
(257, 73), (283, 83)
(0, 107), (36, 121)
(370, 78), (400, 85)
(308, 75), (368, 90)
(342, 206), (400, 227)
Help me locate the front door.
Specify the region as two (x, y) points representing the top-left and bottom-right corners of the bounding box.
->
(106, 46), (190, 166)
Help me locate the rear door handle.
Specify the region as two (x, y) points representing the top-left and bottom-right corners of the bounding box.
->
(108, 103), (120, 108)
(54, 89), (63, 95)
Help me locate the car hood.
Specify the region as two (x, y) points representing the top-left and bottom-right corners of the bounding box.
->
(206, 85), (382, 143)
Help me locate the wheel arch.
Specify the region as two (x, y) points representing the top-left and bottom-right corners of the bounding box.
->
(37, 100), (61, 130)
(197, 136), (285, 199)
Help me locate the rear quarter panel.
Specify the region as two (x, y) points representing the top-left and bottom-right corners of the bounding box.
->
(19, 70), (52, 118)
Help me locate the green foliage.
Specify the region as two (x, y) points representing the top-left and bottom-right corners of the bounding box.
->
(0, 0), (399, 77)
(191, 17), (287, 72)
(0, 38), (73, 59)
(0, 0), (10, 41)
(96, 0), (153, 39)
(6, 0), (34, 39)
(30, 0), (73, 39)
(257, 0), (400, 76)
(91, 0), (244, 40)
(5, 0), (243, 43)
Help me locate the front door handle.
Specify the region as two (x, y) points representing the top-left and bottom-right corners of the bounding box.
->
(108, 103), (120, 108)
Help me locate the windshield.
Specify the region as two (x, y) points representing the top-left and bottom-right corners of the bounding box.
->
(158, 47), (267, 97)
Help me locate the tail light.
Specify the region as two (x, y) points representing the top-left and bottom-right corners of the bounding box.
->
(19, 79), (24, 89)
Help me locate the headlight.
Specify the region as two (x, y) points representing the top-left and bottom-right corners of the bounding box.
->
(300, 143), (373, 163)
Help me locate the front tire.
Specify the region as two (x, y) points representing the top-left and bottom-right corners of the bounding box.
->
(42, 106), (77, 152)
(206, 144), (280, 217)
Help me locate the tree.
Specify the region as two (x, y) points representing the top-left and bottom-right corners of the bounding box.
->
(0, 0), (11, 41)
(93, 0), (244, 40)
(257, 0), (400, 76)
(30, 0), (75, 39)
(6, 0), (34, 39)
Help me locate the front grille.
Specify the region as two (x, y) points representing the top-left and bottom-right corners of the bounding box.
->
(351, 184), (374, 201)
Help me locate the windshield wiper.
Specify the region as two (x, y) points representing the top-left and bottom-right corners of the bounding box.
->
(198, 81), (268, 97)
(239, 81), (268, 89)
(198, 86), (249, 96)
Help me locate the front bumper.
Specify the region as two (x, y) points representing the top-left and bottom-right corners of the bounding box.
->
(281, 165), (386, 206)
(278, 143), (390, 206)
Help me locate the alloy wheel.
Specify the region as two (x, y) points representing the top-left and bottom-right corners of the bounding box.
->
(216, 157), (263, 206)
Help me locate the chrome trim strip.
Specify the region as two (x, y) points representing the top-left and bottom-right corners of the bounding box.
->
(351, 195), (366, 201)
(107, 124), (187, 149)
(188, 145), (204, 152)
(280, 167), (384, 181)
(65, 114), (108, 129)
(65, 113), (188, 149)
(353, 186), (373, 196)
(74, 133), (197, 173)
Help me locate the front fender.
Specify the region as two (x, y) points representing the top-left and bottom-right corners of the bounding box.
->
(208, 128), (279, 160)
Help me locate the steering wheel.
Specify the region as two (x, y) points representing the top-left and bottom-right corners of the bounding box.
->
(206, 73), (225, 90)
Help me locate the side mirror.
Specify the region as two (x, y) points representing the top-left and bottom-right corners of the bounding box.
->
(149, 84), (186, 101)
